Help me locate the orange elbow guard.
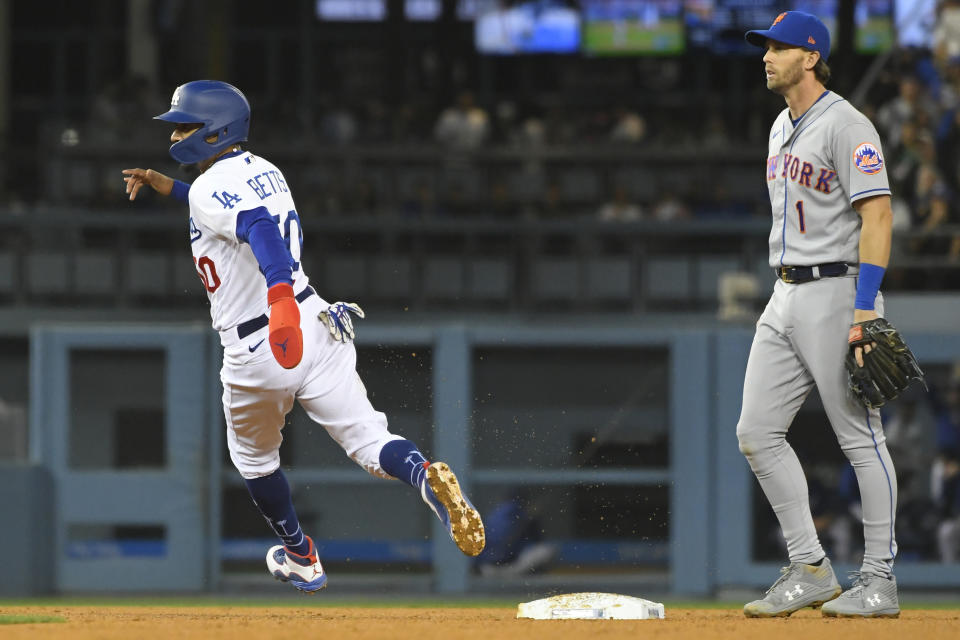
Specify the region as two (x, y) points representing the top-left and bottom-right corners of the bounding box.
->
(267, 283), (303, 369)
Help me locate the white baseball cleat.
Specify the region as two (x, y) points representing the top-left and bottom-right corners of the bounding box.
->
(266, 535), (328, 593)
(421, 462), (486, 557)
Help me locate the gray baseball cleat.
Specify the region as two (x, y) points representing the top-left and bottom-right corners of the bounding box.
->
(744, 558), (842, 617)
(821, 572), (900, 618)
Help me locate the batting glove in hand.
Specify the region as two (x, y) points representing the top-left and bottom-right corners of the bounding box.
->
(267, 283), (303, 369)
(319, 301), (365, 343)
(845, 317), (924, 409)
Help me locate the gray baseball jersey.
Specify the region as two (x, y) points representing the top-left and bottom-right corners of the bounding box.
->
(765, 91), (891, 267)
(738, 90), (898, 581)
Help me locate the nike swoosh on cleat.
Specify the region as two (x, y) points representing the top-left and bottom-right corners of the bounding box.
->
(249, 339), (265, 353)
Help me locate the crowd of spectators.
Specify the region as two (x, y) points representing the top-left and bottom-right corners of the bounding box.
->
(4, 27), (956, 259)
(871, 43), (960, 265)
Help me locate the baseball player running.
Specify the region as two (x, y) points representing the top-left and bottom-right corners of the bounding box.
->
(737, 12), (904, 618)
(122, 80), (484, 593)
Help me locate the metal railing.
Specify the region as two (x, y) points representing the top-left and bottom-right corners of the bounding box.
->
(1, 210), (958, 313)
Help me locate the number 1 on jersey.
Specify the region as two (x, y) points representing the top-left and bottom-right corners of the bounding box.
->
(795, 200), (806, 234)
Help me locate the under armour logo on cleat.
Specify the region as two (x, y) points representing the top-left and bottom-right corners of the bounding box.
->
(867, 594), (881, 607)
(784, 585), (804, 601)
(274, 338), (288, 356)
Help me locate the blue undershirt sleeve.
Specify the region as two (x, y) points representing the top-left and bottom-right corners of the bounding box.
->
(171, 180), (191, 203)
(235, 206), (294, 287)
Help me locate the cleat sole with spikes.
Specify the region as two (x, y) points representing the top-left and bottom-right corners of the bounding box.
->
(426, 462), (486, 557)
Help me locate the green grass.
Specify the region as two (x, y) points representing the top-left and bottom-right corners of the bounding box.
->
(0, 614), (66, 625)
(0, 596), (519, 609)
(0, 596), (957, 610)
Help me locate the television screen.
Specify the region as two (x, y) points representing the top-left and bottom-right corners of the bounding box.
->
(406, 0), (442, 20)
(684, 0), (715, 49)
(404, 0), (491, 20)
(316, 0), (386, 20)
(855, 0), (894, 52)
(582, 0), (685, 56)
(458, 0), (487, 20)
(475, 1), (581, 54)
(894, 0), (936, 48)
(690, 0), (836, 55)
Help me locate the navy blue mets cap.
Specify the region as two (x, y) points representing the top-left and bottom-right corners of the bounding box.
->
(745, 11), (831, 62)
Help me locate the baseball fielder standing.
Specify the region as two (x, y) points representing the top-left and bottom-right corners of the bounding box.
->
(122, 80), (484, 593)
(737, 12), (921, 618)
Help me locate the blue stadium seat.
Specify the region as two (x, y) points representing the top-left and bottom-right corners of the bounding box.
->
(646, 256), (691, 300)
(173, 256), (201, 296)
(533, 258), (579, 301)
(0, 251), (16, 294)
(321, 254), (368, 299)
(423, 257), (464, 299)
(586, 257), (631, 302)
(559, 168), (601, 203)
(467, 258), (511, 301)
(126, 252), (171, 296)
(26, 251), (69, 294)
(611, 167), (657, 201)
(370, 256), (412, 299)
(74, 252), (117, 295)
(695, 255), (742, 301)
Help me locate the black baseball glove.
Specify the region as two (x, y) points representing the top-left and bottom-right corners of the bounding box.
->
(845, 318), (925, 409)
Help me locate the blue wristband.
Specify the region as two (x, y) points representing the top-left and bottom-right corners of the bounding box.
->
(855, 262), (885, 310)
(171, 180), (190, 203)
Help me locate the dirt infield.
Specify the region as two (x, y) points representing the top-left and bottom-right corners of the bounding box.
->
(1, 606), (958, 640)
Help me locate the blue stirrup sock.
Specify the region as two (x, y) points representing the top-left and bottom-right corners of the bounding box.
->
(379, 439), (430, 489)
(244, 468), (312, 557)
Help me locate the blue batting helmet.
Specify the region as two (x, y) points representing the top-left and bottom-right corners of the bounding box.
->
(154, 80), (250, 165)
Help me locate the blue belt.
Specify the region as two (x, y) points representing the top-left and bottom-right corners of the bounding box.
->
(776, 263), (850, 284)
(236, 286), (316, 339)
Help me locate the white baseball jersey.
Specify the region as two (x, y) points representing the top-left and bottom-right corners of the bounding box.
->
(183, 150), (402, 481)
(187, 151), (309, 334)
(189, 152), (400, 478)
(765, 91), (891, 267)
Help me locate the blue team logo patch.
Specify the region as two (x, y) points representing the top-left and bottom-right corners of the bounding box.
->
(189, 217), (202, 243)
(853, 142), (884, 175)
